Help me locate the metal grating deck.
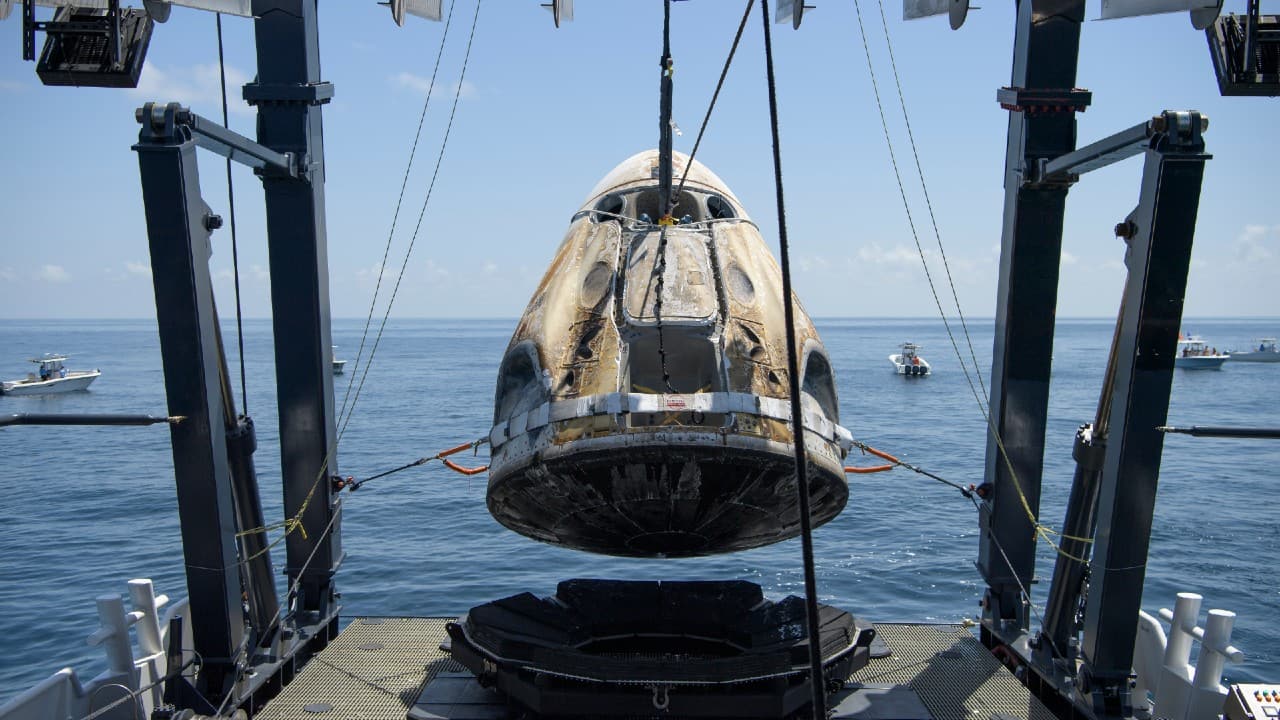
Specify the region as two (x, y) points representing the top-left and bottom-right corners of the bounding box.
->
(255, 619), (1056, 720)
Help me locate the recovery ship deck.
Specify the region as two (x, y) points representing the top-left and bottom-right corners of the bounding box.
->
(256, 618), (1054, 720)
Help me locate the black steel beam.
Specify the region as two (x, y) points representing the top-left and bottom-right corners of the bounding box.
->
(1081, 112), (1210, 713)
(249, 0), (342, 618)
(0, 413), (178, 427)
(133, 102), (246, 699)
(978, 0), (1087, 638)
(185, 109), (297, 176)
(1160, 425), (1280, 439)
(1039, 121), (1152, 182)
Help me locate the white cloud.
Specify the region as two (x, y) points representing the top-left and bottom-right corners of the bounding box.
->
(423, 259), (449, 278)
(249, 264), (270, 284)
(856, 243), (925, 268)
(1061, 251), (1078, 265)
(0, 267), (14, 281)
(482, 261), (498, 275)
(355, 263), (387, 282)
(393, 73), (477, 100)
(125, 261), (152, 277)
(130, 62), (253, 117)
(1231, 224), (1276, 265)
(0, 79), (25, 92)
(38, 265), (70, 283)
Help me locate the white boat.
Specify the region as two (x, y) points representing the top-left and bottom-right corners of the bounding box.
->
(1227, 338), (1280, 363)
(0, 355), (100, 396)
(889, 342), (931, 376)
(332, 346), (347, 374)
(1175, 336), (1228, 370)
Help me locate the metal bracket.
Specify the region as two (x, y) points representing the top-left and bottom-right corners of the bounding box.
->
(136, 102), (299, 177)
(997, 86), (1093, 115)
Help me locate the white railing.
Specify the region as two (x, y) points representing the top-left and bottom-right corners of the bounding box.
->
(0, 579), (190, 720)
(1134, 592), (1245, 720)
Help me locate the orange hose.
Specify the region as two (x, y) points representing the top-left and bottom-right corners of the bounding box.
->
(443, 458), (489, 476)
(861, 445), (899, 464)
(844, 464), (894, 474)
(437, 441), (476, 459)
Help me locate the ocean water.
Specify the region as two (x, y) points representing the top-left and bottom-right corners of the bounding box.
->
(1, 316), (1277, 703)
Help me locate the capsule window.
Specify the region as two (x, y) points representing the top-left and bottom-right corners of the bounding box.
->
(706, 195), (737, 220)
(594, 193), (625, 219)
(801, 351), (839, 423)
(494, 342), (548, 422)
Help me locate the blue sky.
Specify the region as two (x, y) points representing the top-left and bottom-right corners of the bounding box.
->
(0, 0), (1275, 320)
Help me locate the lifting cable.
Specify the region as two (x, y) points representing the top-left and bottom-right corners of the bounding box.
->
(337, 0), (458, 427)
(229, 0), (485, 561)
(871, 0), (989, 403)
(336, 0), (483, 445)
(758, 1), (825, 717)
(850, 0), (1087, 561)
(672, 0), (754, 206)
(216, 12), (248, 413)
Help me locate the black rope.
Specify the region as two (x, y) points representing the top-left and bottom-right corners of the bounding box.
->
(850, 440), (975, 498)
(759, 2), (825, 717)
(653, 225), (675, 392)
(650, 0), (676, 392)
(216, 12), (247, 413)
(658, 0), (674, 219)
(673, 0), (754, 205)
(339, 0), (458, 427)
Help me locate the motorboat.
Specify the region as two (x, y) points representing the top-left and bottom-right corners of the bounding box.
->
(332, 346), (347, 374)
(1227, 338), (1280, 363)
(1175, 335), (1228, 369)
(0, 355), (100, 396)
(889, 342), (931, 376)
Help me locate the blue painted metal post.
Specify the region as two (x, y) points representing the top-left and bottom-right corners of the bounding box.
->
(133, 102), (246, 701)
(246, 0), (342, 624)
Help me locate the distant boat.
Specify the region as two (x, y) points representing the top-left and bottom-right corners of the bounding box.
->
(1174, 335), (1227, 370)
(0, 354), (100, 396)
(890, 342), (931, 376)
(1227, 338), (1280, 363)
(332, 346), (347, 374)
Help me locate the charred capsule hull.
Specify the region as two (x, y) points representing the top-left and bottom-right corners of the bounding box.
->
(488, 150), (850, 558)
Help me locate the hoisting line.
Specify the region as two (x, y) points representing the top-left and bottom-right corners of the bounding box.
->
(672, 0), (754, 207)
(651, 0), (677, 392)
(657, 0), (675, 223)
(342, 438), (490, 491)
(336, 0), (482, 447)
(338, 0), (458, 427)
(238, 0), (482, 555)
(216, 12), (248, 413)
(851, 0), (1085, 560)
(758, 1), (825, 717)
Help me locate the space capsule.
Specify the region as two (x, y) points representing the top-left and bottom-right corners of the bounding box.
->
(487, 150), (851, 558)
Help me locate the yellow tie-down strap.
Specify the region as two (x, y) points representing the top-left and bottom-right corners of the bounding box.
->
(489, 391), (853, 450)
